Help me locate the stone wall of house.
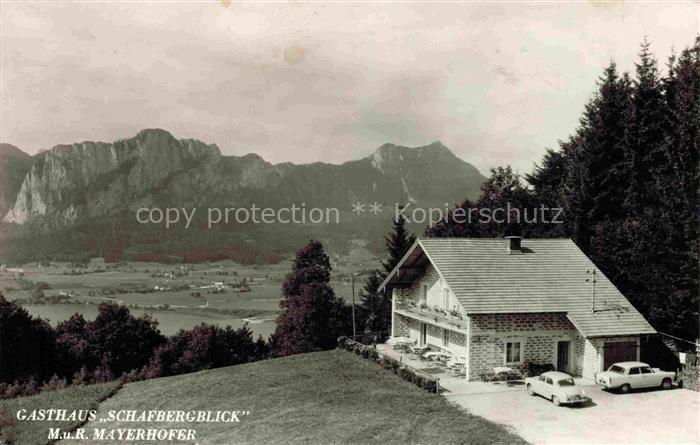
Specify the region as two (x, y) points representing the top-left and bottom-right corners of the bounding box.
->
(577, 336), (640, 380)
(449, 330), (467, 347)
(392, 288), (410, 337)
(446, 329), (468, 358)
(425, 323), (442, 347)
(393, 313), (413, 337)
(574, 335), (586, 377)
(581, 337), (601, 380)
(468, 313), (579, 380)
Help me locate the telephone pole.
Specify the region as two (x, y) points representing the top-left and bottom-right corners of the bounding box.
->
(351, 274), (356, 338)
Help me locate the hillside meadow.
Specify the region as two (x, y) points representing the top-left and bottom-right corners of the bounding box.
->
(54, 350), (525, 445)
(0, 382), (120, 445)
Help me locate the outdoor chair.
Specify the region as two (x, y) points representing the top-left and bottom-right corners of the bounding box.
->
(450, 364), (466, 377)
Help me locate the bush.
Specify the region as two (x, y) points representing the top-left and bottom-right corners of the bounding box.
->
(337, 336), (437, 394)
(3, 382), (23, 399)
(397, 367), (408, 380)
(368, 350), (379, 363)
(72, 366), (90, 385)
(1, 294), (273, 400)
(421, 378), (437, 393)
(337, 336), (350, 349)
(521, 362), (556, 377)
(144, 323), (261, 378)
(678, 364), (699, 391)
(55, 303), (166, 378)
(41, 375), (67, 392)
(0, 379), (40, 400)
(92, 366), (114, 384)
(0, 295), (60, 384)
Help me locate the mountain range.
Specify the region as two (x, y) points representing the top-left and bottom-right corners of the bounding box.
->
(0, 129), (485, 264)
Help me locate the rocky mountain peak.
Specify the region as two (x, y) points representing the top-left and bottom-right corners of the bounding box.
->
(1, 130), (486, 263)
(0, 143), (30, 161)
(370, 140), (460, 172)
(134, 128), (177, 143)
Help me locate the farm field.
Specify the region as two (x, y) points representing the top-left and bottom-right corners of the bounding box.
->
(0, 246), (380, 339)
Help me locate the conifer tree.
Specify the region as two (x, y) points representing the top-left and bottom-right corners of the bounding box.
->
(273, 240), (350, 356)
(646, 39), (700, 339)
(357, 213), (417, 336)
(427, 166), (531, 238)
(358, 270), (389, 333)
(527, 39), (698, 341)
(625, 39), (668, 212)
(432, 38), (698, 342)
(565, 63), (633, 254)
(381, 213), (417, 276)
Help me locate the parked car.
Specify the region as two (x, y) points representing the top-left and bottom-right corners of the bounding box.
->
(525, 371), (587, 406)
(596, 361), (675, 393)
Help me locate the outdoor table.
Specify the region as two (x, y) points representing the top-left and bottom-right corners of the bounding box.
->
(447, 358), (466, 367)
(387, 336), (413, 345)
(410, 345), (429, 354)
(424, 351), (451, 361)
(449, 362), (466, 377)
(388, 336), (414, 350)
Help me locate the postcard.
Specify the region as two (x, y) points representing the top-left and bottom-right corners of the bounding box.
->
(0, 2), (698, 444)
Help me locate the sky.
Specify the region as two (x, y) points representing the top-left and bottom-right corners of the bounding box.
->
(1, 1), (698, 174)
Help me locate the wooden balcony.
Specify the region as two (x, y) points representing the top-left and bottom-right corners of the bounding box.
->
(395, 300), (468, 332)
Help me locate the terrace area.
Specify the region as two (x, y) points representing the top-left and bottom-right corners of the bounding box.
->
(376, 343), (526, 396)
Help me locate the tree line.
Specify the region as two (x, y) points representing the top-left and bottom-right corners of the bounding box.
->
(0, 297), (269, 398)
(358, 38), (699, 344)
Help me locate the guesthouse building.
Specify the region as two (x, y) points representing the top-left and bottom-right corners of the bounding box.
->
(379, 237), (656, 381)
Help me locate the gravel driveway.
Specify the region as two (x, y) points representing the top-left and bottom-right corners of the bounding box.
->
(444, 383), (700, 444)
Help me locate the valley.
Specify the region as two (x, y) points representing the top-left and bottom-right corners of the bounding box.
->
(0, 241), (381, 338)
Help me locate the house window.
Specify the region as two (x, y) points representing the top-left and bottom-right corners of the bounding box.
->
(443, 329), (450, 347)
(505, 341), (522, 364)
(443, 288), (449, 309)
(421, 285), (427, 304)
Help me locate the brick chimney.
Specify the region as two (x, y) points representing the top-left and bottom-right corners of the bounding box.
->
(505, 236), (522, 254)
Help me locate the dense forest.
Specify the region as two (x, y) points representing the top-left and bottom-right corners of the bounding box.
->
(425, 39), (699, 342)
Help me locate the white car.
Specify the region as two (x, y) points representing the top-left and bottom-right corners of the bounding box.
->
(596, 361), (675, 393)
(525, 371), (587, 406)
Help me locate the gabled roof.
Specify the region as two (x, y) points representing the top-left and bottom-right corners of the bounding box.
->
(379, 238), (656, 338)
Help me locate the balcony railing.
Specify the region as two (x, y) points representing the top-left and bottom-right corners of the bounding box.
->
(395, 300), (468, 330)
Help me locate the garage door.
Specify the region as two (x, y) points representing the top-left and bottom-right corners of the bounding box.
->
(603, 341), (637, 370)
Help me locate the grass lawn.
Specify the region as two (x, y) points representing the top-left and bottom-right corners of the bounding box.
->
(66, 350), (526, 444)
(0, 382), (121, 445)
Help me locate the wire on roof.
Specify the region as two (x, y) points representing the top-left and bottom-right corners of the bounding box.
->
(657, 331), (700, 347)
